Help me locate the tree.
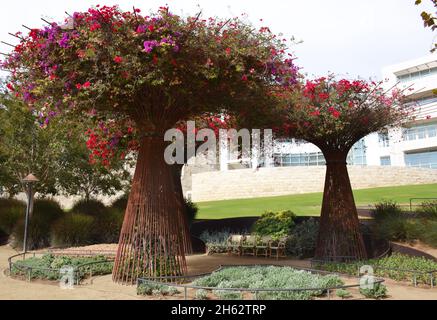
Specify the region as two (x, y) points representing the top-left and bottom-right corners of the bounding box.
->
(0, 92), (62, 197)
(2, 5), (298, 283)
(0, 92), (130, 201)
(56, 121), (132, 201)
(415, 0), (437, 52)
(280, 76), (408, 260)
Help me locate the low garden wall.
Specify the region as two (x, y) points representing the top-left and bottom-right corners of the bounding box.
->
(191, 166), (437, 202)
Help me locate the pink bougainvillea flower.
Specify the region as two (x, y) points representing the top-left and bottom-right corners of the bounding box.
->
(83, 81), (91, 88)
(76, 83), (82, 89)
(242, 74), (248, 81)
(143, 40), (158, 53)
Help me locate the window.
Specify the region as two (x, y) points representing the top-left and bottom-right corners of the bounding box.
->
(380, 156), (391, 166)
(348, 139), (367, 166)
(405, 150), (437, 169)
(403, 124), (437, 141)
(397, 66), (437, 83)
(378, 132), (390, 148)
(273, 139), (366, 167)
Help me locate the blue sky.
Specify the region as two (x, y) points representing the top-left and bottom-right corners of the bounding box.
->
(0, 0), (435, 79)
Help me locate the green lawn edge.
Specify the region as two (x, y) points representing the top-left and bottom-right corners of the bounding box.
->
(196, 183), (437, 220)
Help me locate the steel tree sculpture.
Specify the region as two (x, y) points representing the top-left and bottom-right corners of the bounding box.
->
(2, 5), (298, 283)
(281, 76), (408, 260)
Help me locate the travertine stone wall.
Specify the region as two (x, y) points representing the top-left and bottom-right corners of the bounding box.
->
(191, 166), (437, 202)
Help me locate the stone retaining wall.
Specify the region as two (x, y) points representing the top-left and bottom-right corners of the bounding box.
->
(191, 166), (437, 202)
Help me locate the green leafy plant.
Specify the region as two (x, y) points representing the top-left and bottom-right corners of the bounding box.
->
(360, 283), (387, 299)
(195, 289), (209, 300)
(252, 211), (296, 239)
(336, 289), (352, 299)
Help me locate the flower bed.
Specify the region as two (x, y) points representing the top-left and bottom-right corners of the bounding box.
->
(137, 266), (378, 300)
(314, 253), (437, 287)
(10, 253), (113, 282)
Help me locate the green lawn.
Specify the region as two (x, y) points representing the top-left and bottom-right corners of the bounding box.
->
(196, 184), (437, 220)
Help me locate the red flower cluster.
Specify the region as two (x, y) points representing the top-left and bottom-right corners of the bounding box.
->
(76, 81), (91, 90)
(113, 56), (123, 64)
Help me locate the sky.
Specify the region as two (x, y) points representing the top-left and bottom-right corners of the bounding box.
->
(0, 0), (435, 79)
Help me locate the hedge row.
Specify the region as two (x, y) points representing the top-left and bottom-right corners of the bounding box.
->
(0, 196), (197, 249)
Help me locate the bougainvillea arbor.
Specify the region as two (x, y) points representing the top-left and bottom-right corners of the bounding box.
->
(2, 5), (298, 283)
(281, 76), (408, 260)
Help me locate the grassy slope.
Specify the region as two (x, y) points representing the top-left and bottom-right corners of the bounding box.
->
(196, 184), (437, 219)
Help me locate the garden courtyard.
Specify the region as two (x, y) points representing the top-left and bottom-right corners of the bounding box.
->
(1, 244), (437, 300)
(0, 2), (436, 303)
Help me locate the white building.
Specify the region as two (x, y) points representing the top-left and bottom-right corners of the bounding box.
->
(219, 54), (437, 171)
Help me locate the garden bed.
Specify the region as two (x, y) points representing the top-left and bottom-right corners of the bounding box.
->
(313, 253), (437, 287)
(137, 265), (386, 300)
(9, 253), (113, 283)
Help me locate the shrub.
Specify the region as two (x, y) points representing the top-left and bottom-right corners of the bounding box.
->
(11, 199), (63, 250)
(371, 200), (437, 248)
(286, 218), (319, 258)
(200, 229), (232, 255)
(184, 198), (198, 226)
(317, 253), (437, 286)
(51, 214), (95, 247)
(71, 199), (106, 216)
(111, 194), (128, 211)
(372, 201), (404, 221)
(336, 289), (352, 299)
(418, 201), (437, 220)
(137, 283), (180, 296)
(195, 289), (209, 300)
(252, 211), (296, 239)
(0, 199), (25, 235)
(373, 215), (409, 241)
(360, 283), (387, 299)
(93, 208), (124, 244)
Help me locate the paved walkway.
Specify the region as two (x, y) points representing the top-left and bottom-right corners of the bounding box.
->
(1, 246), (436, 300)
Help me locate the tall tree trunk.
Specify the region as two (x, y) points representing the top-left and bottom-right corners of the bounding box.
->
(112, 137), (191, 284)
(314, 150), (367, 261)
(171, 163), (193, 254)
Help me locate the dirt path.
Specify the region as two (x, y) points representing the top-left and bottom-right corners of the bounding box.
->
(1, 246), (436, 300)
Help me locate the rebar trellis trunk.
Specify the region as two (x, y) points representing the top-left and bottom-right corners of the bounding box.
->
(314, 150), (367, 261)
(113, 136), (192, 284)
